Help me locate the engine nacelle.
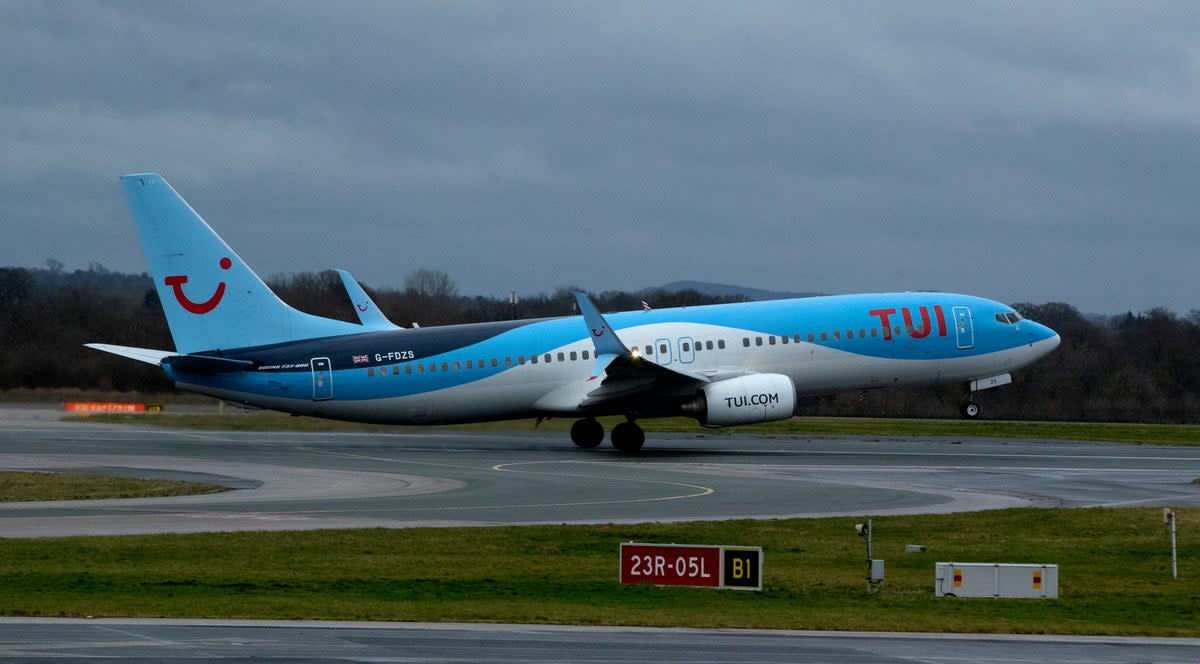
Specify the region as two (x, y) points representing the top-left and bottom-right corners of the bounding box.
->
(683, 373), (797, 426)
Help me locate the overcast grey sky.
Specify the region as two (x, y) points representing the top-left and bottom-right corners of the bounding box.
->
(3, 1), (1199, 314)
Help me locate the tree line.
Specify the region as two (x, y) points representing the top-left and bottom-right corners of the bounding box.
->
(3, 264), (1199, 423)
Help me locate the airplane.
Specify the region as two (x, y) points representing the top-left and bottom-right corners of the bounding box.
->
(88, 173), (1061, 452)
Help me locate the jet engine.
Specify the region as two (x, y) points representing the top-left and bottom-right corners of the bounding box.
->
(681, 373), (797, 426)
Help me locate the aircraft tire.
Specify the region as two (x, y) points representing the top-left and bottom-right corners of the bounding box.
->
(570, 418), (604, 448)
(960, 401), (980, 418)
(610, 421), (645, 452)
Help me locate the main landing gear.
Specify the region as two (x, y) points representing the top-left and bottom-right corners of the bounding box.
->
(570, 417), (645, 452)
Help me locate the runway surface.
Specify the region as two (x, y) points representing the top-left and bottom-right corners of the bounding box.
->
(1, 618), (1197, 663)
(2, 404), (1198, 537)
(2, 405), (1198, 661)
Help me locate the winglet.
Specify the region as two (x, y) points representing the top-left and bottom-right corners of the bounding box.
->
(575, 292), (630, 357)
(575, 292), (633, 380)
(335, 269), (402, 330)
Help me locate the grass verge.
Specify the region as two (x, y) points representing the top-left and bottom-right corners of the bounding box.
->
(74, 412), (1200, 446)
(0, 471), (227, 501)
(0, 508), (1194, 635)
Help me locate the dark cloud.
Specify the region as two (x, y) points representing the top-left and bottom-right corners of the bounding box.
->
(2, 1), (1199, 313)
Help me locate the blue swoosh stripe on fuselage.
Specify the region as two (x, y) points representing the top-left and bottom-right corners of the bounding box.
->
(169, 292), (1024, 400)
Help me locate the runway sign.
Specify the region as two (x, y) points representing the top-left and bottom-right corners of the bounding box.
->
(63, 402), (162, 413)
(620, 543), (762, 590)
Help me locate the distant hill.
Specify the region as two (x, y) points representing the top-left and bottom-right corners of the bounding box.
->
(648, 280), (822, 302)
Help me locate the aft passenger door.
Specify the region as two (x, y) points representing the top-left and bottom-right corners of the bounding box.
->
(311, 357), (333, 400)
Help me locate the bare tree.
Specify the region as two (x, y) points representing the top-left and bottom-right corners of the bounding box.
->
(404, 269), (458, 300)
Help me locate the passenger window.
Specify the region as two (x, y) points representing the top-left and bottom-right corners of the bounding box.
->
(582, 350), (590, 360)
(557, 352), (565, 362)
(478, 358), (485, 368)
(417, 364), (425, 373)
(820, 332), (828, 341)
(870, 328), (877, 338)
(780, 336), (788, 344)
(659, 344), (667, 354)
(742, 338), (750, 347)
(491, 358), (499, 367)
(367, 367), (374, 377)
(847, 330), (854, 339)
(530, 355), (538, 364)
(793, 334), (801, 343)
(518, 356), (526, 365)
(466, 360), (473, 369)
(833, 331), (841, 340)
(570, 351), (578, 361)
(755, 337), (763, 346)
(859, 329), (866, 338)
(682, 342), (690, 352)
(428, 363), (436, 373)
(768, 336), (776, 345)
(807, 333), (815, 342)
(405, 365), (413, 375)
(706, 341), (714, 350)
(718, 340), (726, 349)
(453, 361), (461, 371)
(545, 353), (552, 363)
(441, 362), (448, 372)
(504, 357), (512, 366)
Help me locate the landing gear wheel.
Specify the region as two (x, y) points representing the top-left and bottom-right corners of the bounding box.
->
(960, 401), (980, 418)
(570, 418), (604, 449)
(610, 421), (646, 452)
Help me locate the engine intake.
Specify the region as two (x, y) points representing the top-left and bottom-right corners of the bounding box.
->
(682, 373), (797, 426)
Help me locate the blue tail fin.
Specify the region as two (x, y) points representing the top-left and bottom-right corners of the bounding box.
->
(120, 173), (366, 353)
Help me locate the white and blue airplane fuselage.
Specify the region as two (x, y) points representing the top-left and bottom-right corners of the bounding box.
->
(90, 174), (1060, 451)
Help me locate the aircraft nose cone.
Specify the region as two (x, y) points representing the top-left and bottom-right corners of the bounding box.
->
(1029, 324), (1060, 357)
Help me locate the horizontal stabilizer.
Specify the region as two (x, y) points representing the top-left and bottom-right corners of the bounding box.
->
(86, 343), (253, 374)
(162, 354), (254, 374)
(85, 344), (173, 366)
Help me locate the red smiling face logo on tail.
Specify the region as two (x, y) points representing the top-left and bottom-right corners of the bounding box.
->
(164, 257), (231, 314)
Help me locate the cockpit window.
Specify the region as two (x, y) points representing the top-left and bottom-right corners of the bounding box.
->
(994, 312), (1022, 324)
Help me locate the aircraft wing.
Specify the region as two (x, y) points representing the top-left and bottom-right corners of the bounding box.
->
(533, 293), (716, 413)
